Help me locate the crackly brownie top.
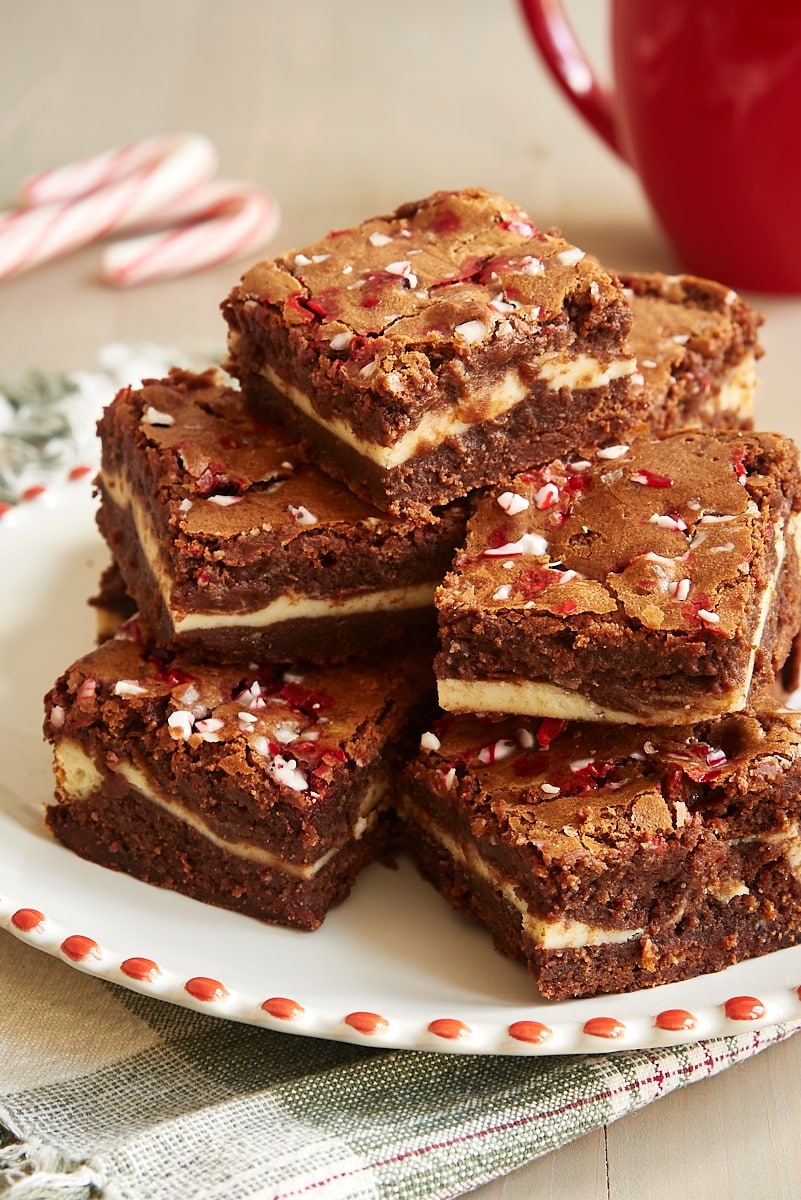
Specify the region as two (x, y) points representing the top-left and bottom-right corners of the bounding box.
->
(229, 187), (632, 375)
(101, 369), (463, 548)
(414, 709), (801, 857)
(45, 619), (433, 809)
(439, 430), (801, 638)
(623, 270), (763, 400)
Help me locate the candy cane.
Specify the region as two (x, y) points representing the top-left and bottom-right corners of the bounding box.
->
(0, 133), (279, 284)
(101, 183), (280, 286)
(19, 133), (217, 208)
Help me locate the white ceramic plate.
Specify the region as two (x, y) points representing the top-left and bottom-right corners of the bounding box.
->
(3, 480), (801, 1055)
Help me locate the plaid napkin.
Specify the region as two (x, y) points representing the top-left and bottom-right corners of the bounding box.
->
(1, 932), (799, 1200)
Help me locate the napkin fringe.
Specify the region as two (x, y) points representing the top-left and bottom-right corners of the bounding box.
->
(0, 1109), (111, 1200)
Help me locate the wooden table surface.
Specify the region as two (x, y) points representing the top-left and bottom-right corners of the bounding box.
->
(3, 4), (801, 1197)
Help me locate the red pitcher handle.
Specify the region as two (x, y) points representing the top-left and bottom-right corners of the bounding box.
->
(518, 0), (625, 160)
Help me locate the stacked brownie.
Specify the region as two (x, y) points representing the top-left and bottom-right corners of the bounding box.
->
(44, 187), (801, 998)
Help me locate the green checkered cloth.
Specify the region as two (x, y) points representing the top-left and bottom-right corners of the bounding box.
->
(2, 933), (799, 1200)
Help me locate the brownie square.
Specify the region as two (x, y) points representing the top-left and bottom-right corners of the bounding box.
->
(435, 429), (801, 725)
(222, 187), (640, 520)
(402, 708), (801, 999)
(96, 369), (466, 664)
(624, 271), (763, 434)
(43, 620), (434, 930)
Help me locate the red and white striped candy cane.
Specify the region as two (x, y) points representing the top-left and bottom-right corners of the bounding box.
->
(19, 132), (217, 209)
(0, 133), (280, 284)
(101, 182), (281, 286)
(0, 133), (217, 280)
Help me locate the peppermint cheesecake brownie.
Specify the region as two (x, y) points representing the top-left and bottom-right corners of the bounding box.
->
(435, 430), (801, 725)
(222, 188), (639, 519)
(624, 271), (763, 433)
(43, 620), (433, 929)
(403, 708), (801, 999)
(96, 369), (465, 663)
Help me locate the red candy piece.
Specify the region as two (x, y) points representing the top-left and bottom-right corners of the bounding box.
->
(11, 908), (46, 933)
(61, 935), (101, 962)
(536, 717), (567, 748)
(262, 996), (304, 1021)
(184, 976), (228, 1002)
(21, 485), (47, 502)
(655, 1009), (697, 1032)
(724, 995), (766, 1022)
(507, 1020), (553, 1045)
(428, 1018), (471, 1040)
(120, 957), (161, 982)
(583, 1016), (626, 1039)
(344, 1011), (389, 1036)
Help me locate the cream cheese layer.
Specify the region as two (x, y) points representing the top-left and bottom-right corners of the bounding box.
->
(102, 470), (437, 632)
(54, 739), (386, 880)
(258, 355), (637, 472)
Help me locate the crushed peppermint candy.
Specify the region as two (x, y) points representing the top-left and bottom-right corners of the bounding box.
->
(49, 704), (65, 729)
(534, 482), (559, 510)
(113, 679), (149, 697)
(497, 490), (530, 516)
(195, 717), (224, 741)
(493, 583), (512, 601)
(696, 608), (721, 626)
(178, 498), (193, 513)
(368, 231), (392, 247)
(384, 260), (417, 287)
(632, 469), (674, 488)
(143, 406), (175, 426)
(668, 578), (691, 602)
(555, 247), (585, 267)
(597, 444), (629, 460)
(488, 293), (519, 313)
(454, 319), (486, 344)
(516, 727), (535, 749)
(76, 678), (97, 704)
(541, 783), (561, 795)
(649, 512), (688, 532)
(443, 767), (457, 790)
(236, 681), (267, 710)
(167, 710), (195, 740)
(504, 219), (538, 239)
(329, 331), (352, 350)
(478, 738), (517, 764)
(288, 504), (318, 526)
(420, 730), (441, 752)
(270, 754), (309, 792)
(483, 531), (548, 558)
(272, 722), (300, 744)
(207, 494), (242, 506)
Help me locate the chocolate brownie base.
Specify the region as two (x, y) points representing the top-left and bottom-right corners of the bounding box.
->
(96, 369), (465, 663)
(402, 709), (801, 999)
(436, 430), (801, 724)
(223, 187), (639, 519)
(89, 562), (136, 640)
(44, 621), (434, 930)
(624, 271), (763, 433)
